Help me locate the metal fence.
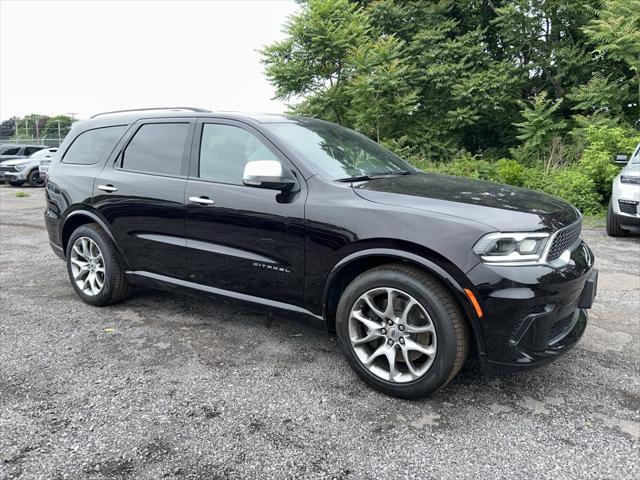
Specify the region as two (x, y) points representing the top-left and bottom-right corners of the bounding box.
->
(0, 137), (65, 147)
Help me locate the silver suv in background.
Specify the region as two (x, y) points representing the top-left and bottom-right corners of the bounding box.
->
(0, 147), (57, 187)
(607, 143), (640, 236)
(0, 144), (46, 161)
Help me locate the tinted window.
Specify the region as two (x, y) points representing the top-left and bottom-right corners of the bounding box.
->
(0, 147), (20, 155)
(122, 123), (189, 176)
(63, 126), (126, 165)
(23, 146), (43, 156)
(199, 124), (278, 184)
(265, 120), (415, 180)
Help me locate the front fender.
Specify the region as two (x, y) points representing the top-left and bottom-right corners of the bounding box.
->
(322, 247), (487, 356)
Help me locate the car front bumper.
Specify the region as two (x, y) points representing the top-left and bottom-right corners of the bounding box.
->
(0, 170), (27, 182)
(612, 176), (640, 230)
(466, 240), (596, 372)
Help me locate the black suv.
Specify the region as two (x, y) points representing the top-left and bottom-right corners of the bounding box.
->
(45, 107), (597, 398)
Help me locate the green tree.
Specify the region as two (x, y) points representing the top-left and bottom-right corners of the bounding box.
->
(263, 0), (619, 159)
(261, 0), (370, 124)
(513, 92), (567, 168)
(13, 114), (49, 141)
(344, 36), (418, 142)
(42, 115), (74, 140)
(583, 0), (640, 115)
(0, 117), (17, 139)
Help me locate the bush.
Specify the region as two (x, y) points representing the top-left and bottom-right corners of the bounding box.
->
(579, 146), (619, 199)
(577, 124), (640, 200)
(532, 168), (603, 215)
(496, 158), (526, 186)
(434, 155), (499, 181)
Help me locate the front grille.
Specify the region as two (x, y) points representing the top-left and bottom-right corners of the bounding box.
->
(547, 219), (582, 261)
(0, 165), (18, 172)
(546, 314), (573, 343)
(619, 200), (639, 216)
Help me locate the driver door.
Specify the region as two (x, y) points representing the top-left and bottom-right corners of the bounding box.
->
(184, 120), (306, 307)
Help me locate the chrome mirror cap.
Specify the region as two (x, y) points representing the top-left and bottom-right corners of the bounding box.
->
(243, 160), (297, 192)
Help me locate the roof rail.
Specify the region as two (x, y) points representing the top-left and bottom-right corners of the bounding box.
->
(90, 107), (211, 119)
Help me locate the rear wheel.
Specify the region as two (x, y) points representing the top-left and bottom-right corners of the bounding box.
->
(606, 199), (628, 237)
(66, 223), (134, 306)
(27, 169), (44, 187)
(336, 264), (469, 399)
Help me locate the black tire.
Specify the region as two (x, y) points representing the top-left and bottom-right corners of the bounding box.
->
(27, 169), (44, 187)
(336, 264), (469, 399)
(66, 223), (134, 306)
(9, 180), (24, 187)
(606, 199), (628, 237)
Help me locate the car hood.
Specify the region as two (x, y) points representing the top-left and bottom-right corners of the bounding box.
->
(352, 172), (580, 232)
(1, 158), (33, 167)
(621, 162), (640, 176)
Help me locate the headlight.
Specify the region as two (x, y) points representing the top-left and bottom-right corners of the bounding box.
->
(12, 162), (29, 170)
(473, 232), (549, 264)
(620, 175), (640, 185)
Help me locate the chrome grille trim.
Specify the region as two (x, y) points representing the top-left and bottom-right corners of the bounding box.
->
(545, 218), (583, 262)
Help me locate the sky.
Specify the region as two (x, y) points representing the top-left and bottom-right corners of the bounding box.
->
(0, 0), (300, 120)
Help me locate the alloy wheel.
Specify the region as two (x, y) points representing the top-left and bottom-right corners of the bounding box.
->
(70, 236), (105, 296)
(348, 287), (437, 383)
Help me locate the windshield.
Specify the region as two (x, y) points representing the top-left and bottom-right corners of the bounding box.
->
(29, 148), (57, 159)
(265, 120), (416, 180)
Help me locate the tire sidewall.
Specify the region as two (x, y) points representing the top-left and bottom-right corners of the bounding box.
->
(66, 225), (118, 306)
(28, 169), (44, 187)
(336, 268), (461, 398)
(606, 199), (628, 237)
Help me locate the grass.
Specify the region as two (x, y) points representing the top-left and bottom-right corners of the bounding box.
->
(583, 213), (606, 229)
(14, 191), (29, 198)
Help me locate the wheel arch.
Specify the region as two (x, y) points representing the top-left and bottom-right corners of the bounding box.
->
(322, 248), (486, 356)
(60, 208), (120, 259)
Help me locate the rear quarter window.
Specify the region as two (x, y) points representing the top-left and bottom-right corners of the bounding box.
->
(62, 125), (127, 165)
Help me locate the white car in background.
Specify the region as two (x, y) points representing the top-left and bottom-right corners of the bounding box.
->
(607, 143), (640, 236)
(0, 147), (58, 187)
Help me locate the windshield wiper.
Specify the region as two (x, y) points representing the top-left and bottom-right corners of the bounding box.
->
(336, 174), (374, 182)
(336, 170), (416, 182)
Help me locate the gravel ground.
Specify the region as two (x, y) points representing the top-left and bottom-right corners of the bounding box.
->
(1, 185), (639, 480)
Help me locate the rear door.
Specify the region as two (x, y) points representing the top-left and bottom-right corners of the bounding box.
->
(93, 118), (194, 279)
(184, 119), (306, 306)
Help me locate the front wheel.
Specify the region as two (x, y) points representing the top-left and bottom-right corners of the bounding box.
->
(27, 169), (44, 187)
(66, 223), (134, 306)
(336, 264), (469, 399)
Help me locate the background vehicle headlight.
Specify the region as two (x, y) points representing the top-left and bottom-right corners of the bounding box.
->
(473, 232), (549, 263)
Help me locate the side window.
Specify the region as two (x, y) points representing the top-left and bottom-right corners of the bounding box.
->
(23, 147), (42, 156)
(199, 124), (279, 185)
(121, 123), (189, 176)
(63, 126), (126, 165)
(0, 147), (20, 155)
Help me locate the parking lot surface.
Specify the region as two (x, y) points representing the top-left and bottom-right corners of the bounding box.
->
(1, 185), (639, 479)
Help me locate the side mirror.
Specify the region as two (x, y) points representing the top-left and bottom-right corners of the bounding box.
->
(243, 160), (298, 192)
(614, 154), (629, 165)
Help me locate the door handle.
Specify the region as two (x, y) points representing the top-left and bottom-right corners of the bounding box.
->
(189, 196), (215, 205)
(97, 184), (118, 192)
